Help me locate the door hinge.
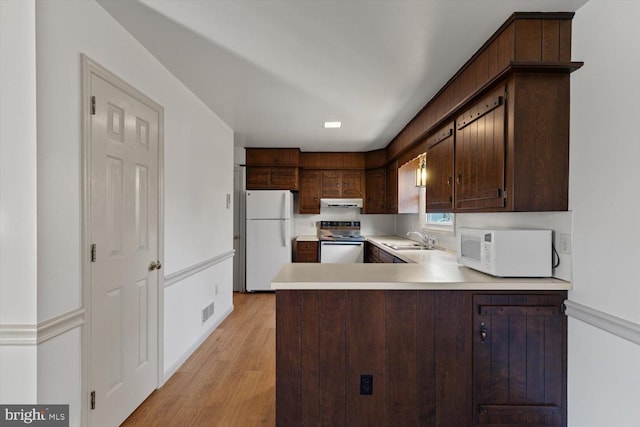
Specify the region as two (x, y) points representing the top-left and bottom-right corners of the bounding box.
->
(91, 244), (96, 263)
(503, 187), (508, 200)
(91, 96), (96, 115)
(90, 391), (96, 410)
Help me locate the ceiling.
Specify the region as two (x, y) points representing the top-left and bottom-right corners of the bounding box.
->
(97, 0), (588, 152)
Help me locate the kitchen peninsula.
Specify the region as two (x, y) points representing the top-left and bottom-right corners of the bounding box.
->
(273, 246), (571, 427)
(271, 9), (579, 425)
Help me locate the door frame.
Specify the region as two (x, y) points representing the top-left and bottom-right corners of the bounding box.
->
(233, 166), (246, 292)
(80, 54), (165, 426)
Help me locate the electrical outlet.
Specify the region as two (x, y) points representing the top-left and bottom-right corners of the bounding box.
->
(559, 234), (571, 255)
(359, 374), (373, 395)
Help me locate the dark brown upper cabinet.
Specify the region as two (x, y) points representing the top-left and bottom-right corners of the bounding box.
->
(454, 88), (506, 211)
(321, 170), (364, 198)
(386, 161), (398, 214)
(249, 13), (580, 214)
(364, 168), (386, 214)
(246, 148), (300, 191)
(426, 123), (455, 213)
(299, 169), (322, 214)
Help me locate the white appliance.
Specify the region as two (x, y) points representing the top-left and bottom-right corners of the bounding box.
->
(318, 221), (364, 263)
(320, 241), (364, 263)
(245, 190), (293, 291)
(320, 198), (363, 208)
(457, 228), (553, 277)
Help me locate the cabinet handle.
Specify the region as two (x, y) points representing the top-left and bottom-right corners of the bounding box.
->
(456, 174), (462, 185)
(480, 322), (487, 343)
(447, 176), (452, 187)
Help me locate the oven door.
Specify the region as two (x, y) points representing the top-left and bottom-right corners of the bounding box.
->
(320, 241), (364, 263)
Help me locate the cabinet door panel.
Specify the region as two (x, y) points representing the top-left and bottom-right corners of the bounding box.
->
(386, 162), (398, 214)
(246, 167), (271, 189)
(270, 167), (298, 190)
(365, 168), (386, 213)
(299, 170), (321, 214)
(473, 294), (566, 426)
(426, 132), (454, 212)
(342, 170), (364, 197)
(455, 91), (506, 211)
(322, 170), (342, 197)
(377, 248), (393, 264)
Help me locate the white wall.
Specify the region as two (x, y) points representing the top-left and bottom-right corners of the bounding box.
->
(27, 0), (234, 424)
(164, 260), (233, 376)
(0, 0), (38, 403)
(234, 146), (246, 166)
(568, 1), (640, 425)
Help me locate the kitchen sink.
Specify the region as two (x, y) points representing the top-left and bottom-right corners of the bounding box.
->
(382, 242), (431, 251)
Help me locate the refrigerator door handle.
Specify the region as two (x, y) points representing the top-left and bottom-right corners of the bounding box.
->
(281, 220), (286, 247)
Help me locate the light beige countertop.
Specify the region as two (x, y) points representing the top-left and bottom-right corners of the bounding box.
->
(365, 235), (442, 264)
(295, 235), (319, 242)
(273, 235), (571, 291)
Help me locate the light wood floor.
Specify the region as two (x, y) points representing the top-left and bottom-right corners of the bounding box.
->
(122, 292), (276, 426)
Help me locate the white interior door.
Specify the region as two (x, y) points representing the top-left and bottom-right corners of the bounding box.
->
(87, 63), (161, 426)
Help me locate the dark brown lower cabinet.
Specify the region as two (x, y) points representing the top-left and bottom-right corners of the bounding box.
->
(276, 290), (567, 427)
(364, 242), (406, 264)
(473, 293), (567, 426)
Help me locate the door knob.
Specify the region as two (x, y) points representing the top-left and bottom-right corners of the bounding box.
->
(148, 260), (162, 271)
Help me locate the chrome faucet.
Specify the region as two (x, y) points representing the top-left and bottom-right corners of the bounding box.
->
(406, 231), (436, 249)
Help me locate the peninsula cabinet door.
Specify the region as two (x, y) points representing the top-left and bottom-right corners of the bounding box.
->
(455, 88), (506, 211)
(472, 294), (567, 427)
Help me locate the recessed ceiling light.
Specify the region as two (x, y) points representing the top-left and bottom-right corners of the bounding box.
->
(324, 121), (342, 129)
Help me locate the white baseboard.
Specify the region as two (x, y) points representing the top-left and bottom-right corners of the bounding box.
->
(565, 299), (640, 346)
(161, 304), (234, 385)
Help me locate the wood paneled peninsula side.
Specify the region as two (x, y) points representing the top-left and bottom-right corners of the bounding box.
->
(272, 249), (571, 427)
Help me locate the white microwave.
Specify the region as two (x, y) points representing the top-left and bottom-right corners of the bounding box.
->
(457, 228), (552, 277)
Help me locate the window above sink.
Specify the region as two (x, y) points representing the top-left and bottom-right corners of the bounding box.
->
(418, 187), (455, 235)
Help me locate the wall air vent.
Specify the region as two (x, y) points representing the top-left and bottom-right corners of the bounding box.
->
(202, 301), (215, 324)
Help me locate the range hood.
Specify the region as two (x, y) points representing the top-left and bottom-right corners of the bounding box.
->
(320, 198), (363, 208)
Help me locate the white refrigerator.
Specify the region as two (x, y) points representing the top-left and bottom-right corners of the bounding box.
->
(245, 190), (293, 291)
